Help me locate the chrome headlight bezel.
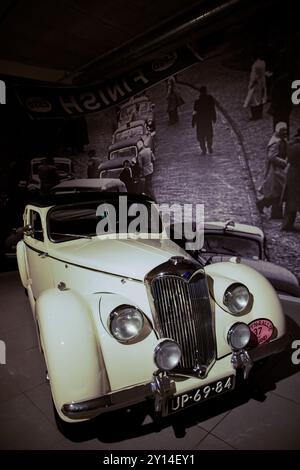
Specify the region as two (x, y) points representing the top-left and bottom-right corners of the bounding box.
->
(154, 339), (182, 371)
(109, 304), (145, 344)
(223, 283), (251, 315)
(227, 322), (251, 350)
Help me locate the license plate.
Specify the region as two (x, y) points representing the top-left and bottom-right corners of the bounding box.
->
(167, 375), (235, 414)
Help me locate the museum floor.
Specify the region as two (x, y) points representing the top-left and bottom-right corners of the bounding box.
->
(0, 270), (300, 450)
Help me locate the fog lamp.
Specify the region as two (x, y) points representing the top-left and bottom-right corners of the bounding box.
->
(154, 339), (181, 371)
(227, 322), (251, 350)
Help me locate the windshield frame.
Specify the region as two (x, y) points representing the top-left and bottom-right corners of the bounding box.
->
(202, 232), (263, 260)
(109, 146), (137, 161)
(46, 198), (163, 243)
(114, 126), (144, 142)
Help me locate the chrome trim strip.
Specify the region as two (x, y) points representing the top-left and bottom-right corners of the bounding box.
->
(62, 383), (153, 419)
(24, 242), (142, 283)
(145, 256), (203, 282)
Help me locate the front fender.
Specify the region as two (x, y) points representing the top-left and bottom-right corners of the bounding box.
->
(205, 261), (286, 358)
(97, 293), (159, 391)
(36, 288), (109, 422)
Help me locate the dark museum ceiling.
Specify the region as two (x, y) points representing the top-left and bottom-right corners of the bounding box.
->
(0, 0), (204, 82)
(0, 0), (293, 85)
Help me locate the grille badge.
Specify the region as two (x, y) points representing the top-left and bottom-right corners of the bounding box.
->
(193, 352), (207, 378)
(183, 271), (192, 280)
(194, 366), (207, 378)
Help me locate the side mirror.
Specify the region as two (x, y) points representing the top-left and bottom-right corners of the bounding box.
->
(23, 224), (34, 237)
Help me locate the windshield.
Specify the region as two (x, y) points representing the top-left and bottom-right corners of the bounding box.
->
(100, 168), (122, 179)
(53, 183), (123, 194)
(119, 105), (136, 121)
(137, 102), (150, 114)
(119, 102), (150, 122)
(55, 163), (71, 174)
(114, 126), (144, 141)
(110, 146), (137, 160)
(48, 198), (163, 242)
(202, 234), (261, 259)
(32, 162), (71, 175)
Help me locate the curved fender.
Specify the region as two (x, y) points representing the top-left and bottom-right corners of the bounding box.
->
(16, 240), (28, 288)
(97, 293), (158, 391)
(205, 261), (286, 358)
(36, 288), (108, 422)
(16, 240), (36, 316)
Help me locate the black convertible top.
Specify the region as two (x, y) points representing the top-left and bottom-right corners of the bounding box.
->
(28, 191), (155, 207)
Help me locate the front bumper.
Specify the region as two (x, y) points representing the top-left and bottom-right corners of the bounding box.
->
(62, 373), (176, 420)
(62, 335), (289, 421)
(249, 334), (290, 361)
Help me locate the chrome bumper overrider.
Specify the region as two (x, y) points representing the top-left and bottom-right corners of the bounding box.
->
(62, 335), (290, 420)
(231, 334), (290, 379)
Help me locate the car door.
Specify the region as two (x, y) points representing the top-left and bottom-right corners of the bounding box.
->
(24, 207), (54, 299)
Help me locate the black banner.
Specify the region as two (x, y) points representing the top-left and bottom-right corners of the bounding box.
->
(1, 450), (300, 467)
(13, 45), (202, 119)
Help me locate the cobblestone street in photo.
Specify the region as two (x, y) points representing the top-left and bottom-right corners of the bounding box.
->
(88, 57), (299, 279)
(150, 72), (259, 226)
(128, 58), (299, 280)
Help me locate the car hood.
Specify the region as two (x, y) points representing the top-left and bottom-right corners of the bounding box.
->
(49, 237), (189, 281)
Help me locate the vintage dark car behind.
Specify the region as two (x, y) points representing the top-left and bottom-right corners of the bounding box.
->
(169, 220), (300, 299)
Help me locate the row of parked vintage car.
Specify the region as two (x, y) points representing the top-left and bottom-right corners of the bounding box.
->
(88, 94), (156, 190)
(4, 95), (156, 256)
(27, 95), (156, 194)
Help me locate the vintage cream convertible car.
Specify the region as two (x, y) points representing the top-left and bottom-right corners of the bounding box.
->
(17, 192), (288, 425)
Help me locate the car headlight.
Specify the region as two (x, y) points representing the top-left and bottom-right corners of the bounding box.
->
(227, 322), (251, 350)
(223, 283), (251, 315)
(109, 305), (144, 343)
(154, 339), (181, 371)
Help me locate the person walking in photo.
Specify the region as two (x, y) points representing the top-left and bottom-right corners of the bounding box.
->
(166, 76), (184, 125)
(38, 156), (60, 196)
(119, 160), (134, 192)
(137, 139), (155, 196)
(87, 149), (99, 178)
(281, 128), (300, 231)
(269, 69), (293, 137)
(256, 122), (288, 218)
(192, 86), (217, 155)
(243, 55), (267, 120)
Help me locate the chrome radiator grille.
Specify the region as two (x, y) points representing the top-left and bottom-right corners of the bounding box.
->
(146, 257), (216, 376)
